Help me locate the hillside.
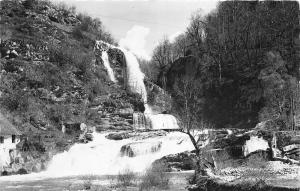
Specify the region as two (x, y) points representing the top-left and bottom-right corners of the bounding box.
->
(150, 1), (300, 130)
(0, 0), (144, 173)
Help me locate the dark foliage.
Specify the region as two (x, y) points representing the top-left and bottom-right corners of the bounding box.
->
(153, 1), (300, 130)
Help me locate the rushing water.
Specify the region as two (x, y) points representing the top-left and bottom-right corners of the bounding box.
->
(118, 47), (148, 103)
(95, 40), (180, 130)
(0, 41), (185, 183)
(45, 132), (193, 176)
(0, 132), (194, 181)
(116, 45), (180, 130)
(101, 51), (116, 82)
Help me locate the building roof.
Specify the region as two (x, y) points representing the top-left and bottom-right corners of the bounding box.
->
(0, 113), (21, 136)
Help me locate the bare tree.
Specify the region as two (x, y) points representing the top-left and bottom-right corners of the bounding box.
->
(172, 76), (213, 175)
(186, 11), (206, 54)
(172, 33), (190, 58)
(152, 37), (173, 70)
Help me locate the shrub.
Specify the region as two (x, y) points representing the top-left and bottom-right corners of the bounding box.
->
(78, 175), (95, 190)
(117, 167), (136, 187)
(72, 27), (84, 40)
(22, 0), (37, 9)
(83, 179), (92, 190)
(139, 162), (169, 191)
(1, 89), (30, 112)
(56, 2), (76, 16)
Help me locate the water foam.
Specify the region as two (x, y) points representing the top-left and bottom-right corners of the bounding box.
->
(118, 46), (180, 130)
(101, 51), (116, 82)
(45, 132), (193, 177)
(119, 48), (147, 102)
(0, 132), (193, 180)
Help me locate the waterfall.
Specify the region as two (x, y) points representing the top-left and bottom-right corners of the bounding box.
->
(96, 40), (180, 129)
(119, 48), (147, 102)
(133, 112), (149, 129)
(147, 114), (179, 130)
(118, 47), (179, 130)
(101, 51), (116, 82)
(42, 132), (193, 177)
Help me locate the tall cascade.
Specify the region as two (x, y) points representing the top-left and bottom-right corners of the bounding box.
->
(95, 40), (179, 129)
(118, 47), (179, 130)
(118, 48), (147, 102)
(101, 51), (116, 82)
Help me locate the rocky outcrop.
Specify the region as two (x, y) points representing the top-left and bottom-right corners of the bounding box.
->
(153, 151), (197, 171)
(120, 141), (162, 157)
(144, 80), (172, 113)
(105, 130), (167, 140)
(201, 129), (300, 172)
(88, 92), (145, 131)
(272, 131), (300, 163)
(157, 55), (199, 90)
(1, 150), (50, 176)
(94, 42), (127, 86)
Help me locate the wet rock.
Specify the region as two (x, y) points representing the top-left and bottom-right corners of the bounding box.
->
(1, 171), (9, 176)
(120, 141), (162, 157)
(85, 133), (93, 141)
(32, 166), (39, 172)
(106, 130), (167, 140)
(17, 168), (28, 175)
(106, 132), (131, 140)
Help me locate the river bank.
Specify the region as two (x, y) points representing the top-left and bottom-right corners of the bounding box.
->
(0, 171), (194, 191)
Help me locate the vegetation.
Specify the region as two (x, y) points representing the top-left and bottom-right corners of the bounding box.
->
(149, 1), (300, 131)
(139, 162), (169, 191)
(117, 168), (136, 187)
(0, 0), (132, 157)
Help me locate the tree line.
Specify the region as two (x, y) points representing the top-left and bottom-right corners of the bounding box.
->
(145, 1), (300, 131)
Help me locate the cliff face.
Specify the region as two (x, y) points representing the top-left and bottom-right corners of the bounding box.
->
(157, 55), (199, 91)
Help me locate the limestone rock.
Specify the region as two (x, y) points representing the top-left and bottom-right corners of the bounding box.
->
(120, 141), (162, 157)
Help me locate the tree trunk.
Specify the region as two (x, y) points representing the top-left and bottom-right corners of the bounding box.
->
(186, 131), (207, 176)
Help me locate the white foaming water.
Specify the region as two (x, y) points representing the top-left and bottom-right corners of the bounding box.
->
(44, 132), (193, 176)
(101, 51), (116, 82)
(0, 132), (193, 181)
(147, 114), (179, 130)
(119, 48), (148, 102)
(118, 47), (179, 130)
(0, 42), (187, 182)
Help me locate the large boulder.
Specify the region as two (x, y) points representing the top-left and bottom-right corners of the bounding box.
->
(243, 136), (270, 157)
(105, 130), (167, 140)
(120, 141), (162, 157)
(153, 151), (197, 171)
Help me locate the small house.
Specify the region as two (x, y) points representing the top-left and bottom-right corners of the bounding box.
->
(0, 113), (21, 170)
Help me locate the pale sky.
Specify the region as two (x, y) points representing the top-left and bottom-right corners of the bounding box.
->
(52, 0), (219, 59)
